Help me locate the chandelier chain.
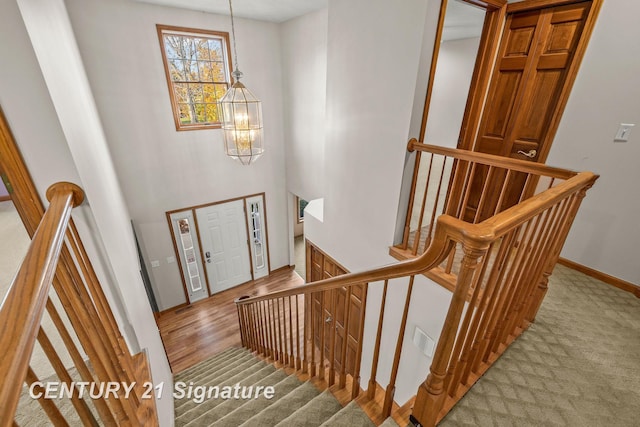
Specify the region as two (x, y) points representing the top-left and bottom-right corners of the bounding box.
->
(228, 0), (240, 77)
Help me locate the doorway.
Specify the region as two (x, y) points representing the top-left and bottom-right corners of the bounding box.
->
(167, 193), (271, 304)
(293, 195), (308, 281)
(405, 0), (601, 225)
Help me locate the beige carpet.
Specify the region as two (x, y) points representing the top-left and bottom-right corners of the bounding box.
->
(174, 347), (398, 426)
(441, 264), (640, 426)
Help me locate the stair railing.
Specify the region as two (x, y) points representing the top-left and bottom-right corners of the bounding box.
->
(0, 182), (158, 426)
(235, 147), (597, 426)
(392, 139), (581, 292)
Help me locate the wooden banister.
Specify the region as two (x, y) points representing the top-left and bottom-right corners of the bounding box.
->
(235, 147), (597, 426)
(0, 182), (83, 426)
(237, 174), (595, 311)
(1, 182), (159, 426)
(408, 139), (577, 180)
(236, 218), (461, 307)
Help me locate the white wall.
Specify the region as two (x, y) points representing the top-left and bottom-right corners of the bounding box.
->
(280, 9), (328, 203)
(304, 0), (460, 406)
(424, 37), (481, 148)
(318, 0), (428, 268)
(64, 0), (290, 310)
(1, 0), (173, 422)
(547, 0), (640, 286)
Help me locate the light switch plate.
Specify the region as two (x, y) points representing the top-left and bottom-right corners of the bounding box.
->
(614, 123), (634, 142)
(166, 256), (176, 264)
(150, 260), (160, 268)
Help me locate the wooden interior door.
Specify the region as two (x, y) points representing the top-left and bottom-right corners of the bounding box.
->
(462, 0), (595, 221)
(475, 1), (592, 160)
(306, 241), (366, 377)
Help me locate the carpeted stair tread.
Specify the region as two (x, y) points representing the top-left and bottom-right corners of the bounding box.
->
(319, 400), (376, 427)
(175, 357), (267, 414)
(238, 381), (320, 427)
(180, 351), (255, 384)
(275, 389), (343, 427)
(181, 352), (259, 388)
(380, 416), (402, 427)
(175, 350), (251, 385)
(185, 369), (289, 426)
(209, 374), (304, 426)
(173, 348), (384, 427)
(174, 347), (242, 381)
(176, 363), (277, 425)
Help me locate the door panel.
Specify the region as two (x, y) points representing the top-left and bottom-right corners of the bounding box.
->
(476, 2), (590, 161)
(196, 200), (252, 294)
(464, 1), (592, 222)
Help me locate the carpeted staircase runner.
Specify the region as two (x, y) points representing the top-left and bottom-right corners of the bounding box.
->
(174, 347), (401, 426)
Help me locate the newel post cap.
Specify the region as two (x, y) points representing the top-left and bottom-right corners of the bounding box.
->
(46, 182), (85, 207)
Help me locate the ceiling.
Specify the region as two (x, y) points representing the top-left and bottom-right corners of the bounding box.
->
(133, 0), (328, 23)
(134, 0), (514, 38)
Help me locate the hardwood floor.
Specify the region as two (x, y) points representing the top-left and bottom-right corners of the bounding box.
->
(156, 267), (304, 374)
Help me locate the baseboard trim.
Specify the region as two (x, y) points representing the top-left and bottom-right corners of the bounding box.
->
(558, 257), (640, 298)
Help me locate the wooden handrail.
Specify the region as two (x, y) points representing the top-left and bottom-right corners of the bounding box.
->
(237, 172), (596, 307)
(235, 154), (597, 425)
(0, 182), (84, 426)
(478, 171), (597, 237)
(236, 214), (463, 305)
(407, 139), (577, 180)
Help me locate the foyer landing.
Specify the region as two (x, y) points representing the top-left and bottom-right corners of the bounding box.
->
(157, 267), (303, 373)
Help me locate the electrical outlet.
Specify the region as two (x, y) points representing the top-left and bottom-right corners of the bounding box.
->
(413, 326), (435, 357)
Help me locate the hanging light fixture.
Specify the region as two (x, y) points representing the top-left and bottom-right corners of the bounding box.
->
(219, 0), (264, 165)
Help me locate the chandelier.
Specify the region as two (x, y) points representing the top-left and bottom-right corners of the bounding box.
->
(219, 0), (264, 165)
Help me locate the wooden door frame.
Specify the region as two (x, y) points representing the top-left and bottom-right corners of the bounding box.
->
(418, 0), (507, 143)
(405, 0), (507, 249)
(456, 0), (604, 165)
(166, 192), (272, 305)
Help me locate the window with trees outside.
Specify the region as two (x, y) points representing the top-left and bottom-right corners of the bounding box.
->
(157, 25), (232, 131)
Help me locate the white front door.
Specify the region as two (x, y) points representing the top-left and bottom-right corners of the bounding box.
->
(196, 200), (253, 294)
(169, 211), (209, 303)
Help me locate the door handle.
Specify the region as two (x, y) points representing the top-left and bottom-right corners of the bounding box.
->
(205, 251), (211, 263)
(517, 149), (537, 158)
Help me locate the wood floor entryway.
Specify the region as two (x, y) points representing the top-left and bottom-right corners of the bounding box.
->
(156, 267), (303, 373)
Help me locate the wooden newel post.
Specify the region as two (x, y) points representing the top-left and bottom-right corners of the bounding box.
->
(411, 242), (487, 426)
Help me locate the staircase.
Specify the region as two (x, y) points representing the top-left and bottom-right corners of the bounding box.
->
(174, 347), (400, 426)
